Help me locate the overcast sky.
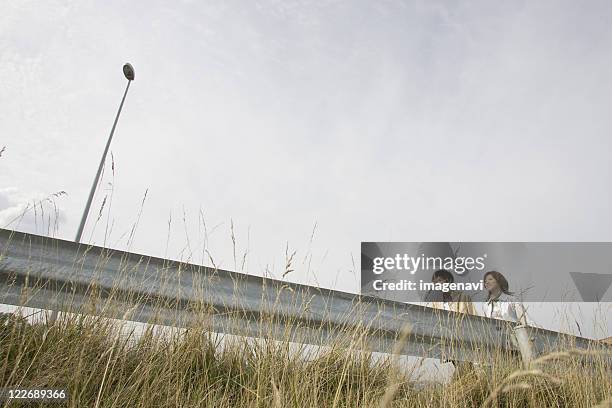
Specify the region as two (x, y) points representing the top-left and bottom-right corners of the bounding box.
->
(1, 0), (611, 338)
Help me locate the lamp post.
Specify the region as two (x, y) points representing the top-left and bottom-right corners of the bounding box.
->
(48, 64), (134, 325)
(74, 63), (135, 243)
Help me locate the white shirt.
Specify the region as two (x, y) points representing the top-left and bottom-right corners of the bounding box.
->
(479, 293), (527, 324)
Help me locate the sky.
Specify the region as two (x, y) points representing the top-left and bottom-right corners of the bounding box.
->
(1, 0), (611, 338)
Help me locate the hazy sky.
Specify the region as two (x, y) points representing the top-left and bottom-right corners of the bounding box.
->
(1, 0), (611, 337)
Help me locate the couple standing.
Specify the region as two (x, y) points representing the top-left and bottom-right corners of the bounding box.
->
(426, 269), (531, 375)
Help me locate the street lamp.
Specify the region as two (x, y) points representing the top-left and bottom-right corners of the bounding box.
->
(49, 64), (134, 325)
(74, 63), (135, 243)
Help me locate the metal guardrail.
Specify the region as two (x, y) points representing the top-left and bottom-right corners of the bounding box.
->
(0, 228), (606, 364)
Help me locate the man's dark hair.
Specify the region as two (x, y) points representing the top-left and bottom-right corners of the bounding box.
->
(432, 269), (454, 283)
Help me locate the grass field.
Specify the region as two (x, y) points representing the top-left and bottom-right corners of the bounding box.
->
(1, 307), (610, 408)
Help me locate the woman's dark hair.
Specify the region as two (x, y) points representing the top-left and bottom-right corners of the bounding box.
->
(432, 269), (454, 283)
(484, 270), (513, 297)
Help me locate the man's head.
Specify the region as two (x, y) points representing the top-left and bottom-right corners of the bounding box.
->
(432, 269), (454, 284)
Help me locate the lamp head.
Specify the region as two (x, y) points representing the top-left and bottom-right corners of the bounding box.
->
(123, 63), (135, 81)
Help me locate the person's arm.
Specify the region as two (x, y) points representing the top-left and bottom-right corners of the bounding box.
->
(457, 293), (476, 315)
(513, 301), (529, 325)
(464, 299), (476, 315)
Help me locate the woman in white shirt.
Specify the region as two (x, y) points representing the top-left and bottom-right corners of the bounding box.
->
(482, 270), (527, 324)
(481, 270), (535, 365)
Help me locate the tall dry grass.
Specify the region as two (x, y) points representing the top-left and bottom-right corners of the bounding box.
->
(1, 298), (610, 408)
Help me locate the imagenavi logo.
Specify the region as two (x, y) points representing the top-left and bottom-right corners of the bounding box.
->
(371, 253), (487, 275)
